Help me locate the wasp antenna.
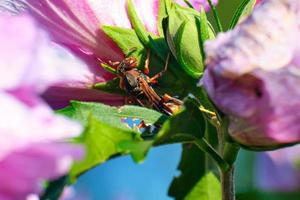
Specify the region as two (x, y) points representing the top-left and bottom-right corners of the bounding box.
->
(125, 47), (138, 57)
(100, 63), (118, 74)
(144, 49), (151, 75)
(149, 53), (171, 83)
(164, 53), (170, 71)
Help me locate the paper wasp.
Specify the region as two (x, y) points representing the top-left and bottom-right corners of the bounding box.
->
(106, 51), (182, 116)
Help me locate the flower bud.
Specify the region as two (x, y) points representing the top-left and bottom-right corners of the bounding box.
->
(166, 3), (214, 79)
(202, 0), (300, 149)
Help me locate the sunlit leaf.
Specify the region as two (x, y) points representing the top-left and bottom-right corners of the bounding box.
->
(185, 172), (221, 200)
(70, 117), (142, 180)
(58, 101), (167, 179)
(168, 144), (206, 200)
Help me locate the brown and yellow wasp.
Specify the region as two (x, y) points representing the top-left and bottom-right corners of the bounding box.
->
(107, 51), (182, 116)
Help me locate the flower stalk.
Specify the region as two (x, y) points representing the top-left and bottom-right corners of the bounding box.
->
(218, 118), (240, 200)
(221, 166), (235, 200)
(194, 138), (230, 172)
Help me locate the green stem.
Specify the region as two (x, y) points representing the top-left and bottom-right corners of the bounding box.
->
(220, 166), (235, 200)
(194, 138), (229, 172)
(207, 0), (223, 32)
(218, 118), (240, 200)
(183, 0), (194, 8)
(220, 143), (239, 200)
(223, 143), (240, 166)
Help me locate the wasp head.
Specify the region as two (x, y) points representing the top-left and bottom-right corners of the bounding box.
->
(117, 57), (138, 74)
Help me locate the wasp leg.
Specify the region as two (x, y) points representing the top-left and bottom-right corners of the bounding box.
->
(108, 60), (120, 67)
(143, 49), (151, 75)
(125, 96), (136, 105)
(136, 98), (147, 107)
(137, 120), (148, 129)
(149, 53), (170, 84)
(162, 93), (183, 105)
(160, 93), (183, 115)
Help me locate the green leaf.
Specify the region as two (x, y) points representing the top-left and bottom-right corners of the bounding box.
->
(175, 19), (203, 78)
(207, 0), (223, 32)
(166, 5), (190, 58)
(156, 99), (206, 145)
(70, 117), (141, 179)
(118, 140), (154, 163)
(229, 0), (256, 29)
(185, 172), (221, 200)
(109, 97), (211, 166)
(168, 144), (206, 200)
(197, 9), (213, 60)
(127, 0), (151, 46)
(93, 78), (125, 95)
(58, 100), (213, 181)
(117, 98), (224, 171)
(101, 26), (146, 67)
(157, 0), (172, 36)
(58, 101), (167, 130)
(166, 100), (222, 200)
(40, 176), (68, 200)
(58, 101), (168, 179)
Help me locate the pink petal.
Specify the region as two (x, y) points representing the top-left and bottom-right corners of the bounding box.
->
(0, 14), (96, 93)
(21, 0), (125, 67)
(42, 86), (124, 109)
(16, 0), (161, 75)
(0, 14), (38, 90)
(0, 143), (83, 199)
(0, 14), (85, 199)
(131, 0), (160, 35)
(0, 92), (82, 160)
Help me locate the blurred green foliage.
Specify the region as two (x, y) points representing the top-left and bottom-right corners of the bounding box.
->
(209, 0), (241, 30)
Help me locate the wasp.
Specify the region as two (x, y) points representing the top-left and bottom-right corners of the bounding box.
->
(106, 51), (182, 116)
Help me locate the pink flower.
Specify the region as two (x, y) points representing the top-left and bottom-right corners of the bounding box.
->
(7, 0), (213, 108)
(256, 0), (262, 4)
(202, 0), (300, 148)
(6, 0), (162, 108)
(0, 14), (84, 199)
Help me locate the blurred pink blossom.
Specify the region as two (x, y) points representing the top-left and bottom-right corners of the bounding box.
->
(256, 0), (262, 5)
(255, 145), (300, 192)
(202, 0), (300, 148)
(0, 14), (84, 199)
